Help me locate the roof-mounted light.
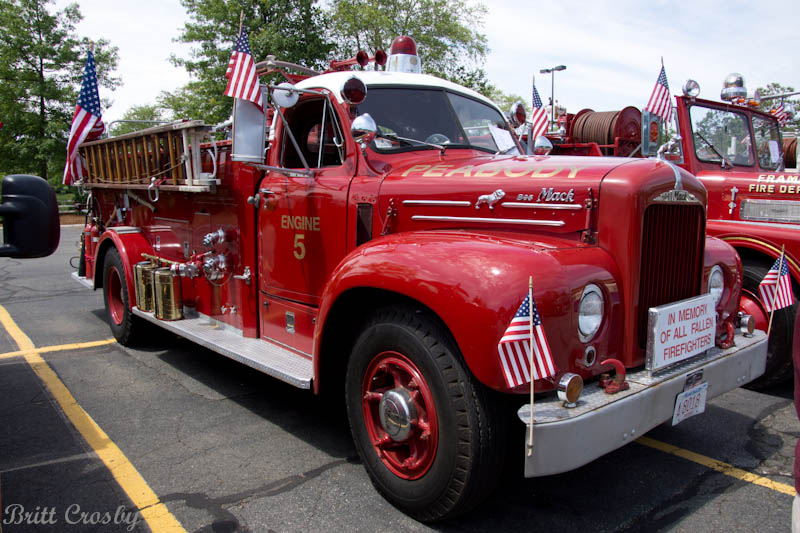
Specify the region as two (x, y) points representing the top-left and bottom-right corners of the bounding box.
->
(721, 73), (746, 102)
(387, 36), (421, 74)
(682, 79), (700, 98)
(341, 76), (367, 105)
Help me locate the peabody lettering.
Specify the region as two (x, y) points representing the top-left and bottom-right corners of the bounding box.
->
(399, 164), (586, 179)
(537, 188), (575, 203)
(281, 215), (320, 232)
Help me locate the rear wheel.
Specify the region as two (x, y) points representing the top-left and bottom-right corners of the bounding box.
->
(345, 307), (505, 521)
(103, 247), (140, 345)
(742, 260), (796, 388)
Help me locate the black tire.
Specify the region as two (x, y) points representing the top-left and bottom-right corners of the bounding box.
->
(743, 260), (796, 389)
(345, 306), (505, 522)
(102, 247), (140, 345)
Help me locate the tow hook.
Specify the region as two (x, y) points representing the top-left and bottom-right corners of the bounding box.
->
(716, 321), (736, 350)
(598, 358), (630, 394)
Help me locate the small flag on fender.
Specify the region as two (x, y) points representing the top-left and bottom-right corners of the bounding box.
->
(759, 252), (793, 312)
(497, 286), (557, 388)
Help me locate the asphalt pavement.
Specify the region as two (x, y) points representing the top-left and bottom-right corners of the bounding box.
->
(0, 225), (797, 532)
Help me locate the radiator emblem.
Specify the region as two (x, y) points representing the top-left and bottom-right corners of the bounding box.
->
(652, 190), (699, 203)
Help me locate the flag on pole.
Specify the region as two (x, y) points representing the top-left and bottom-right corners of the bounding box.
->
(498, 291), (557, 388)
(759, 254), (793, 312)
(224, 29), (263, 109)
(645, 64), (673, 123)
(63, 49), (105, 185)
(530, 83), (549, 140)
(773, 102), (789, 127)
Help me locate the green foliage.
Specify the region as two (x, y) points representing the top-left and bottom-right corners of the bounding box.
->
(486, 88), (528, 116)
(757, 82), (799, 133)
(0, 0), (119, 184)
(163, 0), (334, 124)
(328, 0), (488, 92)
(109, 104), (167, 136)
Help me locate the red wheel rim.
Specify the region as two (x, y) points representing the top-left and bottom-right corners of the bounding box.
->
(107, 265), (125, 326)
(361, 351), (438, 480)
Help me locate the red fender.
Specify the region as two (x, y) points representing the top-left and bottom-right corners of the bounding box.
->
(95, 229), (154, 310)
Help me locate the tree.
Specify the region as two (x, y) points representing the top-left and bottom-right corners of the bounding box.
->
(110, 104), (168, 136)
(0, 0), (118, 183)
(164, 0), (334, 124)
(757, 82), (799, 134)
(327, 0), (489, 93)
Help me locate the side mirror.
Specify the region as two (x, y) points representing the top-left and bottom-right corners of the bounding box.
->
(351, 113), (377, 146)
(0, 175), (60, 258)
(533, 136), (553, 156)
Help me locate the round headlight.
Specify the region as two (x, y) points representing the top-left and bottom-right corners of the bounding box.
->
(578, 284), (604, 341)
(682, 79), (701, 98)
(708, 265), (724, 306)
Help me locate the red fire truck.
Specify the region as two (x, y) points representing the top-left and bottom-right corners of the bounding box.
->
(70, 39), (766, 520)
(542, 74), (797, 387)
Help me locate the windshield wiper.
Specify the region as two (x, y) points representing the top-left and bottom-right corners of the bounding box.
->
(696, 132), (733, 169)
(380, 133), (446, 155)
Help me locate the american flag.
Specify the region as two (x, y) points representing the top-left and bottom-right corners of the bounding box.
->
(758, 254), (794, 312)
(497, 290), (557, 388)
(224, 29), (263, 109)
(645, 65), (673, 123)
(63, 50), (105, 185)
(530, 83), (550, 140)
(773, 102), (789, 127)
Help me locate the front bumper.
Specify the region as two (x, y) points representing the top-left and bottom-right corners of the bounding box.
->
(519, 331), (767, 477)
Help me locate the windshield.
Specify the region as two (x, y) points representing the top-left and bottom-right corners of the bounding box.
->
(689, 105), (753, 166)
(356, 87), (518, 154)
(752, 114), (782, 170)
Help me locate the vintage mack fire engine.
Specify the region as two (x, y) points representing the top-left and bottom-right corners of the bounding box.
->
(538, 73), (798, 387)
(70, 39), (767, 520)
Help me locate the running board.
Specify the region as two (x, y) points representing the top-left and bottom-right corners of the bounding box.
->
(132, 308), (313, 389)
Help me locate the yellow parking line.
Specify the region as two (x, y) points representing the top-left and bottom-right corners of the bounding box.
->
(638, 435), (795, 496)
(0, 338), (116, 360)
(0, 305), (185, 532)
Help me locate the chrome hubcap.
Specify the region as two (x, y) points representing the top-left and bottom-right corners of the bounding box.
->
(379, 389), (416, 442)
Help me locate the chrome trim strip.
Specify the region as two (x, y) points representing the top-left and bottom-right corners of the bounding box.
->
(411, 215), (565, 227)
(402, 200), (471, 207)
(501, 202), (582, 210)
(710, 218), (800, 231)
(697, 175), (726, 182)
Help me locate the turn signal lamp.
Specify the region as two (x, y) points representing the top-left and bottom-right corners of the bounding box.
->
(721, 73), (746, 102)
(557, 373), (583, 408)
(509, 102), (526, 127)
(387, 36), (422, 74)
(682, 79), (701, 98)
(341, 76), (367, 105)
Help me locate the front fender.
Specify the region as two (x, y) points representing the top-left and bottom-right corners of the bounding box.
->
(709, 224), (800, 286)
(95, 228), (154, 309)
(316, 230), (622, 392)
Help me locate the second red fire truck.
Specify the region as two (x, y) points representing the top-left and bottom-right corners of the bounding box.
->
(70, 38), (766, 520)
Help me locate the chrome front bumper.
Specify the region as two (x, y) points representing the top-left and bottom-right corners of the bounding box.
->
(519, 331), (767, 477)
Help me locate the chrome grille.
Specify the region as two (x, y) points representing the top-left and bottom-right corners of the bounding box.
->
(637, 204), (705, 348)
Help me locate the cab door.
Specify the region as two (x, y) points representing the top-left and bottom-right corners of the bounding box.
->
(257, 95), (355, 351)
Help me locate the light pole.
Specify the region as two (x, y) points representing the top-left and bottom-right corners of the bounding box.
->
(539, 65), (566, 132)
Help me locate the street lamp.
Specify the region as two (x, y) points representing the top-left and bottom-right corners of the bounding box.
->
(539, 65), (566, 132)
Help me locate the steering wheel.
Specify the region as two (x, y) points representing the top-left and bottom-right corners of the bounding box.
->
(425, 133), (451, 145)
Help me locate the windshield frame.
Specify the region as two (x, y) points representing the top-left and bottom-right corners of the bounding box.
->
(356, 84), (519, 155)
(688, 102), (755, 168)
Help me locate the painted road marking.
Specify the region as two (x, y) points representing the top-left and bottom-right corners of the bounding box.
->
(0, 338), (116, 360)
(0, 305), (185, 532)
(637, 435), (795, 496)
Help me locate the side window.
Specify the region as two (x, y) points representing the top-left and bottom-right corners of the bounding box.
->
(752, 115), (781, 170)
(281, 97), (345, 169)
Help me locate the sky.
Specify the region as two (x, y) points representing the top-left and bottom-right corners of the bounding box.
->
(57, 0), (800, 124)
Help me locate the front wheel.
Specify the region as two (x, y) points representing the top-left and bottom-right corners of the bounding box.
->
(103, 247), (140, 345)
(345, 307), (504, 521)
(742, 260), (796, 388)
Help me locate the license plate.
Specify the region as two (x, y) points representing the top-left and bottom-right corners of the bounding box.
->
(672, 382), (708, 425)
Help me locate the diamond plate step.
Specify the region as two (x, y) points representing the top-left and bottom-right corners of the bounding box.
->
(132, 308), (313, 388)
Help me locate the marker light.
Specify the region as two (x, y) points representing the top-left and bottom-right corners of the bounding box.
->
(682, 79), (701, 98)
(721, 73), (746, 102)
(557, 373), (584, 408)
(356, 50), (369, 67)
(341, 76), (367, 105)
(375, 49), (388, 67)
(387, 36), (422, 74)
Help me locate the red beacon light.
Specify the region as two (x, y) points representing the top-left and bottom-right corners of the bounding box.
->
(387, 36), (422, 74)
